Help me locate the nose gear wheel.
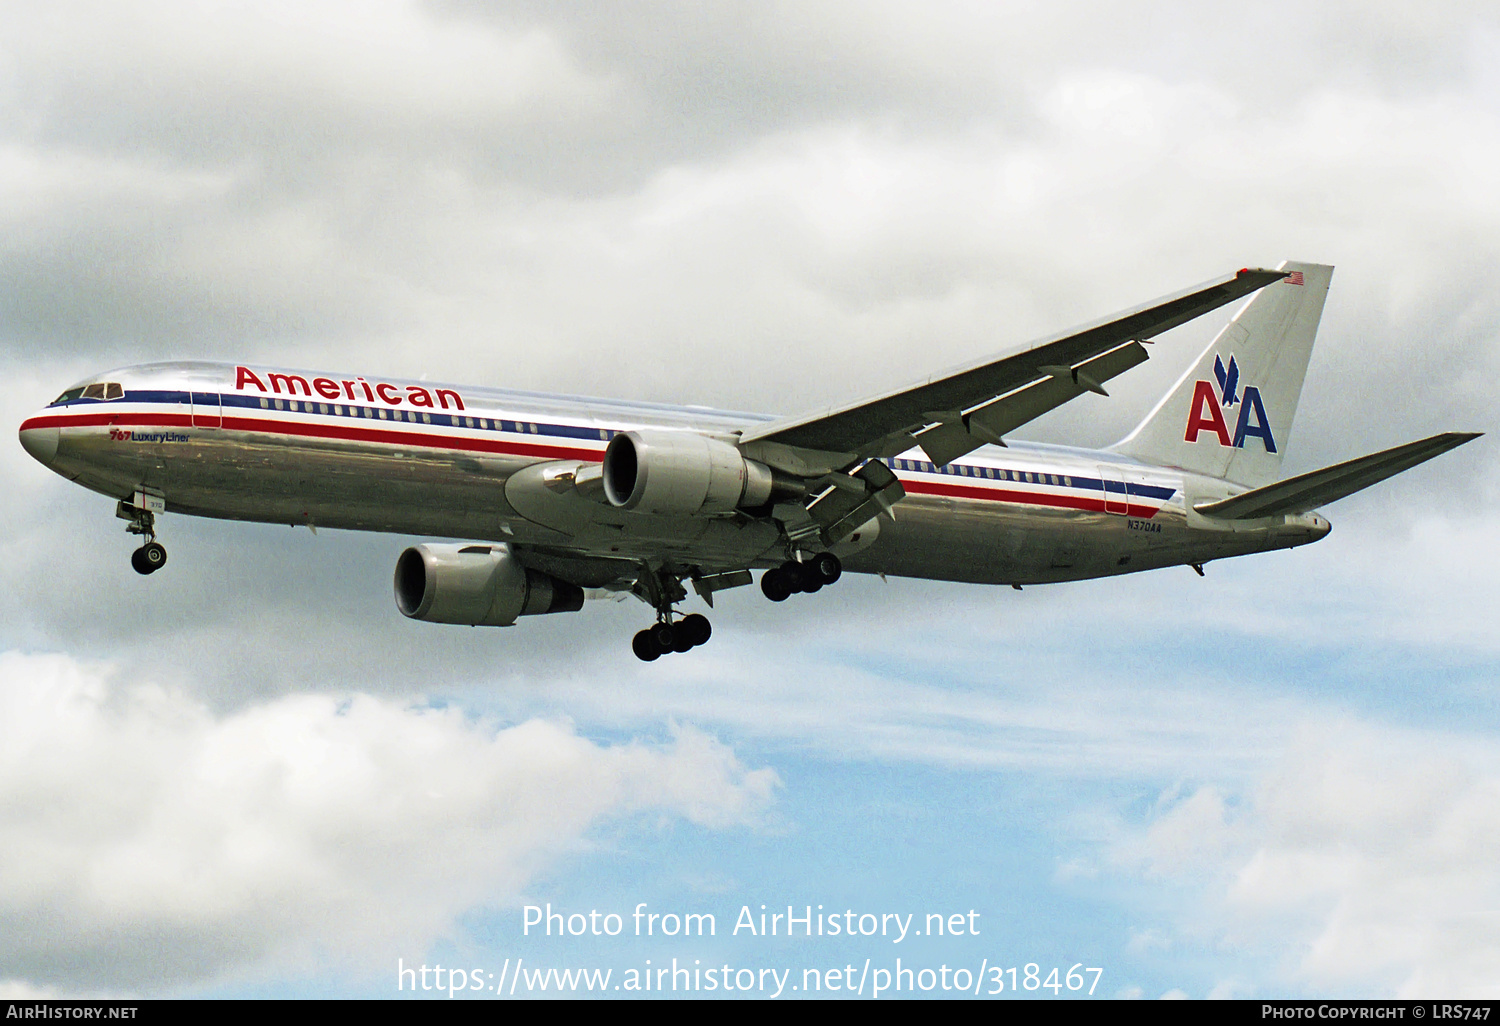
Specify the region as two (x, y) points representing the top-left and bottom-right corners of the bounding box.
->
(131, 541), (167, 575)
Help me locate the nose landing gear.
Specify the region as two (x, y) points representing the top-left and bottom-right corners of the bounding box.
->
(118, 501), (167, 576)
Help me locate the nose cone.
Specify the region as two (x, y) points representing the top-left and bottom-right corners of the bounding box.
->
(1310, 513), (1331, 540)
(18, 419), (59, 466)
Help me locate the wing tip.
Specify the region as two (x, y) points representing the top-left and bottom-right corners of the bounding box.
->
(1432, 430), (1483, 447)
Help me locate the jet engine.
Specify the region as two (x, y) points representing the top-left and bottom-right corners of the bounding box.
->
(601, 430), (780, 515)
(394, 543), (584, 626)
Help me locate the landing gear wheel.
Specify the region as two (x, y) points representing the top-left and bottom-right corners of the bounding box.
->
(761, 567), (792, 602)
(670, 623), (696, 653)
(131, 542), (167, 575)
(784, 561), (822, 593)
(143, 541), (167, 570)
(650, 621), (678, 652)
(632, 629), (662, 662)
(680, 613), (712, 647)
(810, 551), (842, 585)
(775, 560), (804, 593)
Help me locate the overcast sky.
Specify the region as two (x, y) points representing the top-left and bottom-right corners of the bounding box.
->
(3, 0), (1498, 1000)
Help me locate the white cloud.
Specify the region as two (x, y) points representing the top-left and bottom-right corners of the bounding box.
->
(4, 2), (1499, 442)
(0, 650), (777, 992)
(1111, 720), (1500, 997)
(4, 1), (606, 146)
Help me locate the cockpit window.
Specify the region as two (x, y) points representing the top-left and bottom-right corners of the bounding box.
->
(52, 382), (124, 405)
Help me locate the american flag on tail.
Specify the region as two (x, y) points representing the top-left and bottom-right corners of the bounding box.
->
(1284, 270), (1305, 285)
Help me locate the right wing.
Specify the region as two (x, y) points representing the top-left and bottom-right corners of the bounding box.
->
(740, 267), (1288, 472)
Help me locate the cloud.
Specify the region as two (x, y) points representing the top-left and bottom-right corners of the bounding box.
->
(3, 1), (606, 163)
(1110, 721), (1500, 997)
(3, 0), (1498, 453)
(0, 650), (777, 992)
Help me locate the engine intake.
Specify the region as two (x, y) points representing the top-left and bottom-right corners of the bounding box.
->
(394, 543), (584, 626)
(602, 430), (778, 515)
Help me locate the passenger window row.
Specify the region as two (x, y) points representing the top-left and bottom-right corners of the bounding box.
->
(888, 457), (1073, 489)
(250, 396), (613, 441)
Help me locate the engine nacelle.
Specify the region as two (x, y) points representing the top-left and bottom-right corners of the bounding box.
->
(602, 430), (777, 515)
(394, 543), (584, 626)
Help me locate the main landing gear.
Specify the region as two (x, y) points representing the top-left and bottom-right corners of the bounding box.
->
(760, 552), (841, 602)
(631, 613), (712, 662)
(119, 503), (167, 576)
(631, 567), (713, 662)
(628, 551), (843, 661)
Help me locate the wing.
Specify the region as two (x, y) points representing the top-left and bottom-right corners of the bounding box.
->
(740, 267), (1288, 470)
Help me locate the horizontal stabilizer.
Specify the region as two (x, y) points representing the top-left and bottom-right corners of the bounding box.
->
(1194, 432), (1480, 519)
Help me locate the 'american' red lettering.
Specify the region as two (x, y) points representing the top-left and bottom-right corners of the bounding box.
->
(232, 366), (465, 409)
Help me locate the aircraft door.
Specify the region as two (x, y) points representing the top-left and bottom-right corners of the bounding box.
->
(192, 392), (222, 428)
(1098, 465), (1127, 515)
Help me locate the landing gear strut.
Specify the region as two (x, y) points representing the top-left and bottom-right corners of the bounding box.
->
(119, 502), (167, 576)
(631, 567), (712, 661)
(760, 551), (841, 602)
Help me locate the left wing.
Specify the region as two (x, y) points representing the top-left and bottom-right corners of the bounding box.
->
(740, 267), (1287, 470)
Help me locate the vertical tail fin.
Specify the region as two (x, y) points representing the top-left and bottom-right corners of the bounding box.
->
(1112, 261), (1332, 487)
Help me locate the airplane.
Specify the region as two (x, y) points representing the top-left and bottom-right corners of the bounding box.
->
(17, 261), (1478, 661)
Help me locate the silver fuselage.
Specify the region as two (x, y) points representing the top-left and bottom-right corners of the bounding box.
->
(19, 361), (1330, 587)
